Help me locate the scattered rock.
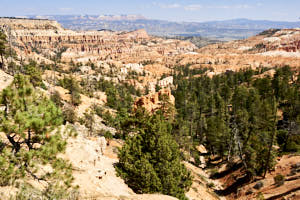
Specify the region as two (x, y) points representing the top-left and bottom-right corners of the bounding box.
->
(246, 188), (253, 195)
(253, 181), (264, 190)
(196, 145), (208, 154)
(291, 162), (300, 169)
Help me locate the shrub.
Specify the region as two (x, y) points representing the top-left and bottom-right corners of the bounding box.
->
(274, 174), (285, 186)
(104, 131), (113, 140)
(50, 90), (63, 107)
(63, 105), (77, 124)
(209, 168), (219, 178)
(256, 192), (265, 200)
(207, 182), (215, 188)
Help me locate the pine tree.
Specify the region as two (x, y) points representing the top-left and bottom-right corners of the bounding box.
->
(83, 108), (96, 136)
(23, 61), (44, 87)
(59, 75), (81, 106)
(0, 31), (7, 69)
(0, 74), (73, 197)
(116, 110), (192, 200)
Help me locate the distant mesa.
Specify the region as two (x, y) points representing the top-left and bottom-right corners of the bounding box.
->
(21, 15), (300, 40)
(97, 29), (114, 32)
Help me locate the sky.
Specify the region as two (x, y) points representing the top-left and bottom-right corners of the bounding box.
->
(1, 0), (300, 22)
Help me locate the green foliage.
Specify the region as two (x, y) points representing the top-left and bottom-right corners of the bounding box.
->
(82, 78), (136, 112)
(82, 109), (96, 136)
(58, 75), (81, 106)
(0, 74), (73, 196)
(116, 111), (192, 200)
(256, 192), (265, 200)
(0, 31), (7, 68)
(50, 90), (64, 108)
(207, 182), (215, 188)
(172, 65), (300, 178)
(258, 29), (280, 36)
(10, 182), (80, 200)
(23, 61), (45, 88)
(274, 174), (285, 186)
(62, 105), (77, 124)
(104, 130), (113, 139)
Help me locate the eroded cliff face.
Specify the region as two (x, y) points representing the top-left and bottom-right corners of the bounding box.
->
(263, 29), (300, 52)
(0, 18), (196, 65)
(4, 18), (299, 79)
(172, 28), (300, 74)
(0, 18), (63, 30)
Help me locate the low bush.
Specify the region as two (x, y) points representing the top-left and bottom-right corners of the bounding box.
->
(274, 174), (285, 186)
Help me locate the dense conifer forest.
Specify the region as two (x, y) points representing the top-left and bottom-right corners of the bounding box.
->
(172, 66), (300, 178)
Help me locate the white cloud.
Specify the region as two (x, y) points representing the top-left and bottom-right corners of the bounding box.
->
(59, 7), (73, 12)
(184, 4), (203, 11)
(207, 5), (229, 9)
(154, 3), (181, 9)
(153, 2), (252, 11)
(207, 4), (252, 9)
(235, 4), (252, 9)
(164, 3), (181, 9)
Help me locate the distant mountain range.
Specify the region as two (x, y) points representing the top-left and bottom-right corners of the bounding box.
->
(21, 15), (300, 40)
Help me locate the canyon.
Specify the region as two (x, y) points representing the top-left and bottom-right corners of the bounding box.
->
(0, 17), (300, 200)
(1, 17), (300, 79)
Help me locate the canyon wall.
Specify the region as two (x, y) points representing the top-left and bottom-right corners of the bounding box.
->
(0, 18), (63, 30)
(0, 18), (196, 65)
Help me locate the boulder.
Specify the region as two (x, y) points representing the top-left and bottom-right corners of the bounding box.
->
(253, 181), (264, 190)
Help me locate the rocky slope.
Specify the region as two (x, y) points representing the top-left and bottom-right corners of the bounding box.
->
(0, 17), (196, 65)
(2, 18), (300, 87)
(173, 28), (300, 76)
(213, 155), (300, 200)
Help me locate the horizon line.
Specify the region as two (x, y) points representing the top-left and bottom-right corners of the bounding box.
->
(2, 15), (300, 23)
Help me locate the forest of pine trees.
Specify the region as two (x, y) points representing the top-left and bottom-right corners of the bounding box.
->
(172, 65), (300, 178)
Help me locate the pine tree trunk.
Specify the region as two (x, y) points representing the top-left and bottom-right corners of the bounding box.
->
(263, 99), (277, 178)
(0, 52), (4, 69)
(27, 129), (33, 150)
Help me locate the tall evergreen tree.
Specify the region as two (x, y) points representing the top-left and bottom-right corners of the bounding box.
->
(0, 31), (7, 69)
(116, 110), (192, 200)
(0, 74), (73, 197)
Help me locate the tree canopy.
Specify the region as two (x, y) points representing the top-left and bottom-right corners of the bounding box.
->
(0, 74), (73, 198)
(116, 110), (192, 200)
(172, 65), (300, 177)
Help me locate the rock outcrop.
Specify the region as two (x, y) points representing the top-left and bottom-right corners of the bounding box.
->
(170, 28), (300, 75)
(0, 17), (63, 30)
(263, 29), (300, 52)
(0, 70), (13, 92)
(133, 88), (175, 113)
(1, 18), (196, 66)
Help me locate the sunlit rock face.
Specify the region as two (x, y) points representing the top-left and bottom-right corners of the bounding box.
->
(133, 88), (175, 114)
(0, 18), (196, 65)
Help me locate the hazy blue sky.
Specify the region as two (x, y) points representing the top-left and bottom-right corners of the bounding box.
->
(1, 0), (299, 22)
